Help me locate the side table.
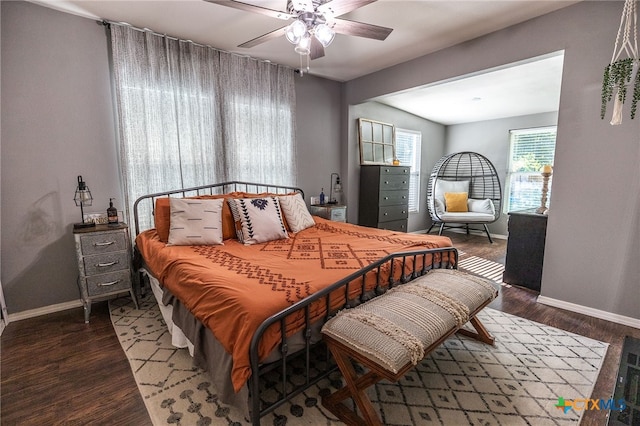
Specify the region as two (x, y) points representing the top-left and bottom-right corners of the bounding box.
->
(73, 223), (138, 323)
(309, 204), (347, 222)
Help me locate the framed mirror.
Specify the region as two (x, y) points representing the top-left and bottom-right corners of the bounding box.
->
(358, 118), (395, 165)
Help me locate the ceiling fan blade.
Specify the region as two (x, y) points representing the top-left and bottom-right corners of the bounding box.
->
(204, 0), (291, 20)
(309, 37), (325, 60)
(330, 18), (392, 41)
(291, 0), (314, 13)
(238, 26), (287, 48)
(317, 0), (376, 18)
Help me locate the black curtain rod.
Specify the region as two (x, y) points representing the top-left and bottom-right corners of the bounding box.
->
(99, 19), (294, 71)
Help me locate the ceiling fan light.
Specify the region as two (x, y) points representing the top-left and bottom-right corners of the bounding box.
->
(314, 24), (335, 47)
(294, 35), (311, 55)
(285, 19), (307, 44)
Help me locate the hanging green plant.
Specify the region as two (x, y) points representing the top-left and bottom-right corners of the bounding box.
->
(632, 65), (640, 119)
(602, 0), (638, 124)
(600, 58), (639, 120)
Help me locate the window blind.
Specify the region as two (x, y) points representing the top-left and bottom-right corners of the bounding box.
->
(395, 129), (422, 213)
(505, 126), (557, 212)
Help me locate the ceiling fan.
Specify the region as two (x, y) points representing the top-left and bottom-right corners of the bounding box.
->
(205, 0), (393, 60)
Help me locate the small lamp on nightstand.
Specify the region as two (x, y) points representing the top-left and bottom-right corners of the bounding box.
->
(329, 173), (342, 204)
(73, 175), (95, 229)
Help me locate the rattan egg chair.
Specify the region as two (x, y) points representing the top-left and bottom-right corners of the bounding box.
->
(426, 152), (502, 243)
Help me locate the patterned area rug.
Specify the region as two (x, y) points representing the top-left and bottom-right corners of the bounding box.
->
(109, 293), (608, 426)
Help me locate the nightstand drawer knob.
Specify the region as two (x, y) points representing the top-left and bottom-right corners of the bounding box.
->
(94, 241), (115, 247)
(98, 279), (121, 287)
(96, 260), (119, 268)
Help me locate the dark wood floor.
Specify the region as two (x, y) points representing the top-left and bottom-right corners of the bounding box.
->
(2, 231), (638, 425)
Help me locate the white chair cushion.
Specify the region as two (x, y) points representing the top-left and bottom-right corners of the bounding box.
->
(434, 180), (470, 206)
(439, 212), (495, 223)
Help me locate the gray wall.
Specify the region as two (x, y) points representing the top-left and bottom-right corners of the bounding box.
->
(2, 1), (122, 314)
(347, 102), (445, 229)
(3, 1), (639, 322)
(0, 1), (342, 314)
(446, 112), (559, 236)
(294, 74), (343, 201)
(344, 1), (640, 320)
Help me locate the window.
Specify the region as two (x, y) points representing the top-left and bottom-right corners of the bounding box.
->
(505, 126), (557, 212)
(395, 129), (422, 213)
(110, 25), (296, 230)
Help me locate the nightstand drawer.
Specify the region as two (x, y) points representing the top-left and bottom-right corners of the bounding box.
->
(80, 232), (127, 255)
(86, 270), (131, 297)
(83, 252), (129, 276)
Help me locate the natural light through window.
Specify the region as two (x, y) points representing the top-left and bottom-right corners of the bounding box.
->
(395, 129), (422, 213)
(505, 126), (557, 213)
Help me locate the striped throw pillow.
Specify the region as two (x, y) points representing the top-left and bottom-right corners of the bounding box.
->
(278, 193), (315, 232)
(167, 198), (224, 246)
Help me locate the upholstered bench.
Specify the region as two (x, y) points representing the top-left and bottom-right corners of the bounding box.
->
(321, 269), (499, 426)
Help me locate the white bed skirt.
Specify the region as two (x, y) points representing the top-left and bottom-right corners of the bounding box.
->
(144, 268), (195, 356)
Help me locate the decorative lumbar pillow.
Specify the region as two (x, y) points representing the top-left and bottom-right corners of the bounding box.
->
(229, 197), (288, 245)
(278, 193), (315, 233)
(168, 198), (224, 246)
(467, 198), (496, 216)
(444, 192), (469, 212)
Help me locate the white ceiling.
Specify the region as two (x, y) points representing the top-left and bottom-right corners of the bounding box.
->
(375, 52), (565, 125)
(31, 0), (575, 124)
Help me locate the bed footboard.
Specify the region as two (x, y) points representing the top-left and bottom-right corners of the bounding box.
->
(248, 246), (458, 425)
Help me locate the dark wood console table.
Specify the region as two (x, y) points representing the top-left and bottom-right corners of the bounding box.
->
(503, 209), (548, 292)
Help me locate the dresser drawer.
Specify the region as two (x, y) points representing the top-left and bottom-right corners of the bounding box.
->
(377, 219), (408, 232)
(86, 270), (131, 297)
(379, 190), (409, 206)
(379, 174), (410, 191)
(80, 231), (127, 255)
(83, 251), (129, 276)
(379, 205), (408, 222)
(379, 166), (410, 176)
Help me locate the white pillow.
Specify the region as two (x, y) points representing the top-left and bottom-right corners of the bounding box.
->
(434, 198), (446, 216)
(278, 193), (315, 232)
(229, 197), (288, 245)
(467, 198), (496, 216)
(434, 179), (470, 207)
(168, 198), (224, 246)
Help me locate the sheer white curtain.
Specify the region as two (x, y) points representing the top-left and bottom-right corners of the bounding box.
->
(110, 24), (296, 230)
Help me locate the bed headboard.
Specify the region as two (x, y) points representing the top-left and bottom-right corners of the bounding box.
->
(132, 181), (304, 236)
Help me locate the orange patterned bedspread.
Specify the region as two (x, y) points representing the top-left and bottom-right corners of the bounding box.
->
(136, 217), (452, 392)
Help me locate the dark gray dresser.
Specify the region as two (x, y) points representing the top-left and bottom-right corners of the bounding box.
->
(358, 165), (410, 232)
(503, 209), (548, 292)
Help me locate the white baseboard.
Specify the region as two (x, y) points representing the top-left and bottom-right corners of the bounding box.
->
(412, 228), (507, 240)
(537, 295), (640, 329)
(7, 299), (83, 323)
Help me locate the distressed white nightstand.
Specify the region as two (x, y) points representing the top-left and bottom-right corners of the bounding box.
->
(309, 204), (347, 222)
(73, 223), (138, 323)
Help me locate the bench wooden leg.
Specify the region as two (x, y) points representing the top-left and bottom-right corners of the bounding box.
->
(323, 315), (495, 425)
(457, 315), (495, 345)
(323, 342), (384, 426)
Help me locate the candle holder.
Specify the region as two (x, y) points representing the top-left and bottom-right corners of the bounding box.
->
(536, 171), (552, 214)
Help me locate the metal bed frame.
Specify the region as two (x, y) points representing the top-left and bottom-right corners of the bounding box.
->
(132, 181), (458, 425)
